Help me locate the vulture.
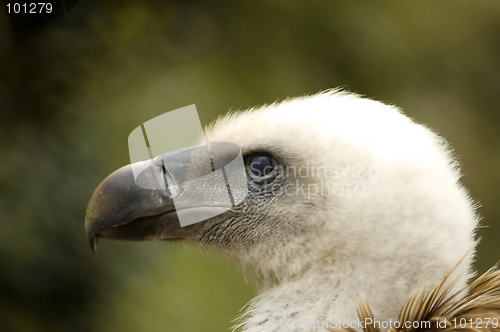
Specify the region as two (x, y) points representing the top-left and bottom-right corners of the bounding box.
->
(85, 90), (500, 332)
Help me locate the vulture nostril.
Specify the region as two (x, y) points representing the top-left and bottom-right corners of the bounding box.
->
(160, 162), (180, 197)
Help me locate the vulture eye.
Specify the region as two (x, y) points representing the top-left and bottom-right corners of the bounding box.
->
(246, 153), (277, 182)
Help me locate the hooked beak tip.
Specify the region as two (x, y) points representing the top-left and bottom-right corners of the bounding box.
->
(91, 239), (97, 254)
(87, 230), (98, 254)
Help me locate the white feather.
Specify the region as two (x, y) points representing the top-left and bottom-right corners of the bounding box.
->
(204, 90), (478, 331)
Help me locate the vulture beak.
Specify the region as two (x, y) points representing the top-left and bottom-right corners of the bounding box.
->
(85, 162), (178, 253)
(85, 142), (247, 253)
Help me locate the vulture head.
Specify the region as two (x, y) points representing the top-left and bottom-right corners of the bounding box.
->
(86, 90), (479, 331)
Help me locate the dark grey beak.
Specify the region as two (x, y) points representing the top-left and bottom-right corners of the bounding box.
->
(85, 163), (182, 253)
(85, 142), (247, 253)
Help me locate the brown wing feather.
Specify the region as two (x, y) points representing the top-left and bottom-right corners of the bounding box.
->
(328, 262), (500, 332)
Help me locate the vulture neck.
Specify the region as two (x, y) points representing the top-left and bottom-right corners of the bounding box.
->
(238, 251), (467, 332)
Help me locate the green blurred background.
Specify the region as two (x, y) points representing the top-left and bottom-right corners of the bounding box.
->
(0, 1), (499, 331)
